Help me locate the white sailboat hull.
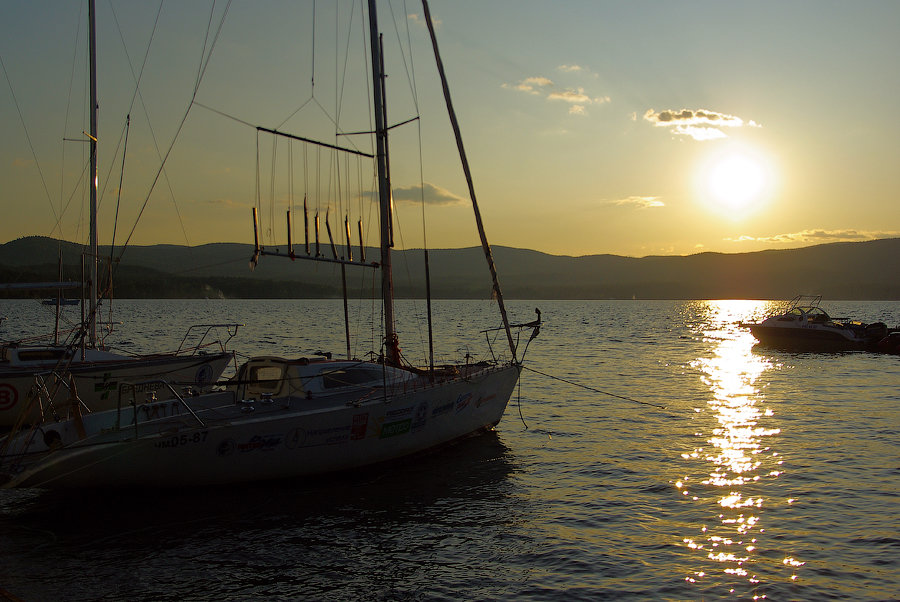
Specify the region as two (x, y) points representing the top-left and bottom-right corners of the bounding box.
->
(0, 1), (540, 491)
(1, 362), (520, 488)
(0, 351), (233, 428)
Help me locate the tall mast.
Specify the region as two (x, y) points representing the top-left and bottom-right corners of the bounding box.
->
(88, 0), (99, 347)
(367, 0), (398, 364)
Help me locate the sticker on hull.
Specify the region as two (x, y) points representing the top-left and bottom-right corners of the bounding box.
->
(350, 413), (369, 440)
(455, 392), (473, 413)
(380, 419), (411, 439)
(0, 384), (18, 411)
(285, 425), (353, 449)
(154, 431), (209, 449)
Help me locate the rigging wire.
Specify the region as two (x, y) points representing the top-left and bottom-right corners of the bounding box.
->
(521, 365), (667, 410)
(104, 114), (131, 333)
(387, 0), (419, 111)
(404, 0), (435, 370)
(193, 102), (256, 128)
(255, 132), (262, 239)
(108, 0), (192, 251)
(60, 0), (86, 243)
(269, 135), (277, 243)
(110, 116), (130, 256)
(289, 140), (294, 242)
(116, 0), (232, 259)
(0, 55), (60, 229)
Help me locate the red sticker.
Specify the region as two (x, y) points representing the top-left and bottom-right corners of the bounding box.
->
(0, 384), (19, 411)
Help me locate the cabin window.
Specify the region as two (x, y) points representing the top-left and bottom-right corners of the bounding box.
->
(248, 365), (283, 392)
(16, 349), (69, 362)
(322, 368), (382, 389)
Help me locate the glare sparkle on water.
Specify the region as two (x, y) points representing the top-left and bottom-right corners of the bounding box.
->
(680, 301), (799, 593)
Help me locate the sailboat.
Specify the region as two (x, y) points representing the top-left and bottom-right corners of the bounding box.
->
(0, 0), (237, 429)
(0, 0), (539, 489)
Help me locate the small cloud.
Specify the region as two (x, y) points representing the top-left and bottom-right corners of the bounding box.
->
(644, 108), (760, 141)
(505, 70), (609, 116)
(607, 196), (665, 209)
(725, 229), (900, 244)
(392, 182), (465, 206)
(503, 76), (554, 95)
(548, 88), (591, 104)
(12, 158), (34, 169)
(407, 13), (439, 28)
(203, 198), (249, 208)
(674, 125), (727, 141)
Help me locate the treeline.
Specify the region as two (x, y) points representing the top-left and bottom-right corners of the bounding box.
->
(0, 265), (337, 299)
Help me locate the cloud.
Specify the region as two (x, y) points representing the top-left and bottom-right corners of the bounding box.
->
(548, 88), (591, 104)
(644, 108), (760, 141)
(503, 76), (554, 95)
(505, 66), (608, 116)
(202, 198), (250, 208)
(392, 182), (465, 206)
(12, 158), (34, 169)
(606, 196), (665, 209)
(407, 13), (440, 28)
(674, 125), (727, 141)
(725, 229), (900, 244)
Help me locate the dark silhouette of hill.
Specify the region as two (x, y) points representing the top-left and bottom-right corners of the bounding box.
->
(1, 236), (898, 299)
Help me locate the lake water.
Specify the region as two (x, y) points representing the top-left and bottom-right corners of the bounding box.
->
(0, 298), (898, 600)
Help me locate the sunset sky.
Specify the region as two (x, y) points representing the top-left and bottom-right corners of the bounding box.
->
(2, 0), (898, 258)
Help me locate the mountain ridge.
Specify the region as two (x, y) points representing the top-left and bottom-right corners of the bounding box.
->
(1, 236), (898, 300)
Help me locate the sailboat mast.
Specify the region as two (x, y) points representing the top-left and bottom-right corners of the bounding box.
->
(367, 0), (399, 365)
(88, 0), (99, 347)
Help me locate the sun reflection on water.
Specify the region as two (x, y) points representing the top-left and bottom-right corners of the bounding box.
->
(679, 300), (793, 595)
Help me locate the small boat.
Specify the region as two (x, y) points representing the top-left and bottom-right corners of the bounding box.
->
(0, 0), (240, 429)
(0, 0), (539, 489)
(875, 331), (900, 354)
(41, 298), (80, 306)
(0, 325), (239, 429)
(743, 295), (887, 350)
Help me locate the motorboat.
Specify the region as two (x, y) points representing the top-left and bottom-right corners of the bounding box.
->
(743, 295), (887, 350)
(875, 331), (900, 354)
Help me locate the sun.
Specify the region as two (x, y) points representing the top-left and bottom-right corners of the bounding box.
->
(708, 155), (764, 209)
(697, 145), (776, 217)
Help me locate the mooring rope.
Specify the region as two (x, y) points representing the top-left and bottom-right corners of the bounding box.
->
(522, 365), (667, 410)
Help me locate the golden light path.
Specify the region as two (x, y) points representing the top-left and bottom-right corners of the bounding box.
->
(680, 301), (802, 597)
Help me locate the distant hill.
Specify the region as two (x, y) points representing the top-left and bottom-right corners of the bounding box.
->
(1, 236), (898, 300)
